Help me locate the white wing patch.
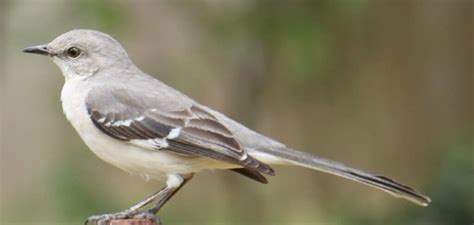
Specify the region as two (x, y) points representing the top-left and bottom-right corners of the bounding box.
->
(129, 127), (182, 150)
(240, 154), (248, 160)
(130, 138), (169, 150)
(167, 128), (181, 139)
(106, 115), (145, 127)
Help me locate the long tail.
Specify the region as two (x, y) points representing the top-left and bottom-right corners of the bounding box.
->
(262, 147), (431, 206)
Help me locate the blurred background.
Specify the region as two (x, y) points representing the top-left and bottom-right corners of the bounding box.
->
(1, 0), (472, 225)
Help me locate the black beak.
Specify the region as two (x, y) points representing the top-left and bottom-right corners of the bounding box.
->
(23, 45), (52, 56)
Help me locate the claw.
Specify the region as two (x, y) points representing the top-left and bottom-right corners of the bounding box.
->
(84, 212), (130, 225)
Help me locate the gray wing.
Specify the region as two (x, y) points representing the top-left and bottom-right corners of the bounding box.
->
(85, 86), (274, 177)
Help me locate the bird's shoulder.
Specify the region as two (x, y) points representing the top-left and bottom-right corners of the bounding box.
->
(86, 73), (194, 112)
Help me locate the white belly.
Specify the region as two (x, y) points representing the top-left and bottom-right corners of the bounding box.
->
(60, 80), (232, 181)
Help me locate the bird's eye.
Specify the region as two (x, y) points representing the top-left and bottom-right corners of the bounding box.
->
(66, 47), (81, 58)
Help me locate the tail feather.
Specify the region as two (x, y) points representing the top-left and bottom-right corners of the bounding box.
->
(265, 147), (431, 206)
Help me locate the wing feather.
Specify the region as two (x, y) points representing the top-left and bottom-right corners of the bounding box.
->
(86, 88), (274, 175)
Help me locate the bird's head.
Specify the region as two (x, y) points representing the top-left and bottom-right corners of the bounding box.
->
(23, 29), (132, 79)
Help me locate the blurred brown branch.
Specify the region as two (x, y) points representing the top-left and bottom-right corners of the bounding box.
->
(108, 218), (159, 225)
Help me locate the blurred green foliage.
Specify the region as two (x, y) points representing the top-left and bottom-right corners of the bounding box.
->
(50, 156), (119, 221)
(72, 0), (127, 33)
(178, 1), (371, 90)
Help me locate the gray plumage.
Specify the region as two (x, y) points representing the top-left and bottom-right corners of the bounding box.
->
(23, 29), (430, 223)
(86, 82), (274, 176)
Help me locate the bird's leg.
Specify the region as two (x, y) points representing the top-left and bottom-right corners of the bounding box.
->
(148, 173), (194, 215)
(84, 187), (166, 225)
(85, 173), (193, 225)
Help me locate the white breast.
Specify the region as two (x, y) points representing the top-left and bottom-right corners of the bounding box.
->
(60, 79), (233, 181)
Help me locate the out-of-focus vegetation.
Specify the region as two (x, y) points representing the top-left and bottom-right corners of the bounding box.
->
(1, 1), (472, 225)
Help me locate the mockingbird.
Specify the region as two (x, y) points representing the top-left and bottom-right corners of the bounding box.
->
(24, 29), (430, 224)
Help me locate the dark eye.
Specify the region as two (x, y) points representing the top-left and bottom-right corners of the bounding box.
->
(66, 47), (81, 58)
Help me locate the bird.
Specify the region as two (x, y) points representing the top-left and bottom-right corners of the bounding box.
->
(23, 29), (430, 224)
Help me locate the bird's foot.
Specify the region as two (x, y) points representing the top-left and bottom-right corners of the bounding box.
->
(85, 210), (159, 225)
(85, 211), (129, 225)
(135, 211), (160, 222)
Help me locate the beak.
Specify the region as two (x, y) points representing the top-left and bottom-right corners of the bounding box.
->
(23, 44), (52, 56)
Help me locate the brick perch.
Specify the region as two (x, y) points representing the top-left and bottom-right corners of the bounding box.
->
(107, 218), (160, 225)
